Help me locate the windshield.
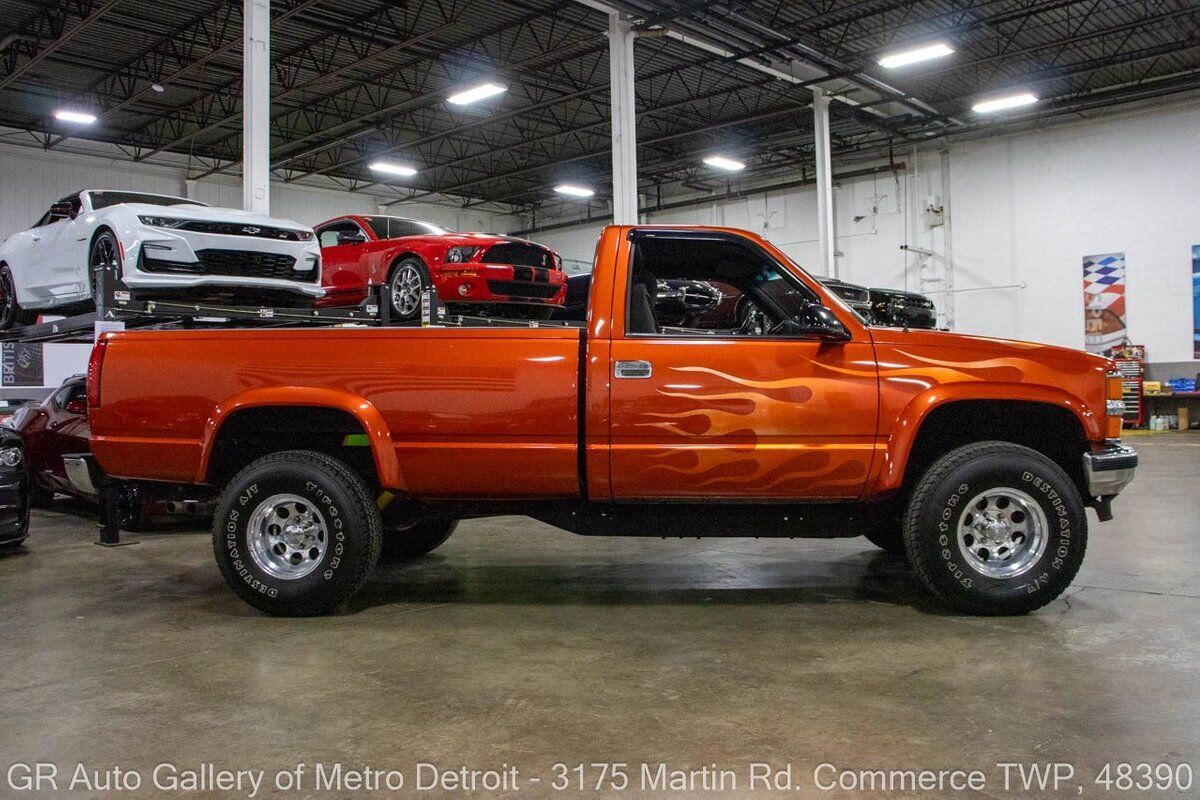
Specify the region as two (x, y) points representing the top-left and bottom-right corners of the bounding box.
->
(88, 191), (205, 210)
(363, 216), (449, 239)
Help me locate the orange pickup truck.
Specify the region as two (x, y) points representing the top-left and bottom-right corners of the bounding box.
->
(88, 225), (1136, 617)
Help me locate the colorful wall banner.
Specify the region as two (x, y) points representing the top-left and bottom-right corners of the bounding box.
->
(1083, 252), (1127, 354)
(1193, 245), (1200, 359)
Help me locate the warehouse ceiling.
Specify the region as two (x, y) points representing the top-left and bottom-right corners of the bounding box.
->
(1, 0), (1198, 213)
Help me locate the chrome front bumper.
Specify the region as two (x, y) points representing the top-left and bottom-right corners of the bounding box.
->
(1083, 442), (1138, 498)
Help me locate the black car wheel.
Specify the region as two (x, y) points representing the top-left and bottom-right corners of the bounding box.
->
(0, 265), (36, 331)
(904, 441), (1087, 616)
(89, 230), (120, 308)
(388, 258), (430, 321)
(212, 450), (381, 616)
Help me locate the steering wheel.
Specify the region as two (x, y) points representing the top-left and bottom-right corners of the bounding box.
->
(737, 302), (767, 335)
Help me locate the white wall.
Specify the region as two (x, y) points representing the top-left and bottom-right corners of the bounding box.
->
(948, 102), (1199, 362)
(520, 99), (1200, 366)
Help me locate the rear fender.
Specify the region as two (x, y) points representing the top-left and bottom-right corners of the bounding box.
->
(198, 387), (405, 491)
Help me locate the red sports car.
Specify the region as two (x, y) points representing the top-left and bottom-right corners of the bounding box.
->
(313, 215), (566, 319)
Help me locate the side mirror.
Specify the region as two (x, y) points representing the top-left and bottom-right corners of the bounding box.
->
(49, 201), (74, 220)
(336, 231), (367, 245)
(65, 399), (88, 415)
(784, 300), (851, 341)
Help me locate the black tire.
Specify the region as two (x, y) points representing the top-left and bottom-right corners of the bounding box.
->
(387, 257), (431, 321)
(903, 441), (1087, 616)
(379, 517), (457, 563)
(0, 265), (37, 331)
(89, 229), (120, 309)
(212, 450), (381, 616)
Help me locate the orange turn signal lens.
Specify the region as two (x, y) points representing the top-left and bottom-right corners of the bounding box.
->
(1107, 374), (1123, 401)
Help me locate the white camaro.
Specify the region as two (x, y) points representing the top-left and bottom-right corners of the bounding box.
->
(0, 189), (324, 328)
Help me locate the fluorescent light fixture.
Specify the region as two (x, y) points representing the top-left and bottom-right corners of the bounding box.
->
(554, 184), (594, 198)
(369, 161), (418, 177)
(972, 92), (1038, 114)
(703, 155), (746, 172)
(447, 82), (507, 106)
(877, 42), (954, 69)
(54, 109), (97, 124)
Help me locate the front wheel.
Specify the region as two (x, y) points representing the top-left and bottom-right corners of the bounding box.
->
(903, 441), (1087, 616)
(212, 450), (381, 616)
(89, 230), (120, 309)
(388, 258), (430, 321)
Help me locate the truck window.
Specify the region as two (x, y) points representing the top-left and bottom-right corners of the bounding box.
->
(625, 236), (820, 337)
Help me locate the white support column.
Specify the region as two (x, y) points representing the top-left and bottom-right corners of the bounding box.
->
(811, 87), (836, 278)
(242, 0), (270, 214)
(608, 11), (638, 224)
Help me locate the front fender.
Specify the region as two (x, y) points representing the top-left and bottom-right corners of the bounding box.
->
(873, 382), (1102, 494)
(197, 386), (406, 491)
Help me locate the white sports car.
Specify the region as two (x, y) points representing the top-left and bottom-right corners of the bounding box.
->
(0, 189), (324, 328)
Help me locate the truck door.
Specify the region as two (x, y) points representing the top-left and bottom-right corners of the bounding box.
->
(607, 229), (879, 500)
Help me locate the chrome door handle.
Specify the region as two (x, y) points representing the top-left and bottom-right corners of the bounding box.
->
(614, 360), (652, 379)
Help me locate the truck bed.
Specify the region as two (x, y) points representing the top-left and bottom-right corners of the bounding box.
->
(91, 326), (584, 497)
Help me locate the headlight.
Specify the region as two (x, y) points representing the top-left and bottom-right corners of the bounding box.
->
(0, 447), (22, 468)
(295, 230), (315, 241)
(138, 215), (186, 228)
(446, 246), (481, 263)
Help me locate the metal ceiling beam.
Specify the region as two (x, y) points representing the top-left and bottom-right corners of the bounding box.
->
(156, 18), (455, 166)
(274, 33), (777, 186)
(182, 1), (582, 176)
(128, 0), (345, 160)
(0, 0), (123, 91)
(43, 0), (239, 149)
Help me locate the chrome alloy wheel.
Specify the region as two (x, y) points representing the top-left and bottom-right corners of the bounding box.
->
(956, 487), (1048, 579)
(390, 263), (424, 317)
(246, 494), (329, 580)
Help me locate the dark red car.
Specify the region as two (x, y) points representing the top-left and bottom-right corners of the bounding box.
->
(313, 215), (566, 319)
(5, 375), (90, 507)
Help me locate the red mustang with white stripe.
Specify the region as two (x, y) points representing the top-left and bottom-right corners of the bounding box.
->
(313, 215), (566, 319)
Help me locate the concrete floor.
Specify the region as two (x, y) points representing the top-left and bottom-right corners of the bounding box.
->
(0, 432), (1197, 799)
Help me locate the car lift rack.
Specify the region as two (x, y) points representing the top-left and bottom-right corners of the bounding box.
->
(0, 264), (578, 344)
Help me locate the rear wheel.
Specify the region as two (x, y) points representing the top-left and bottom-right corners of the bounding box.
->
(379, 517), (457, 563)
(212, 450), (381, 616)
(89, 230), (120, 309)
(0, 265), (37, 330)
(903, 441), (1087, 616)
(388, 258), (430, 321)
